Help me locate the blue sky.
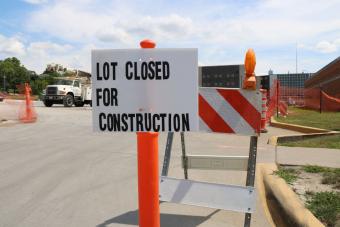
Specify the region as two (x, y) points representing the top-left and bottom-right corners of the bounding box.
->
(0, 0), (339, 74)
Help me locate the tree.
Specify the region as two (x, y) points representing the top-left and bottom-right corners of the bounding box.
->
(0, 57), (30, 92)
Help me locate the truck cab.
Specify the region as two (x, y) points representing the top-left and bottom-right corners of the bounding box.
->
(43, 77), (92, 107)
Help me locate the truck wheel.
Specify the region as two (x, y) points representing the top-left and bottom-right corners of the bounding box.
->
(63, 94), (74, 107)
(75, 102), (84, 107)
(44, 100), (53, 107)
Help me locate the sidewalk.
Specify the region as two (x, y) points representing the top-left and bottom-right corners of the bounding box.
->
(263, 126), (340, 168)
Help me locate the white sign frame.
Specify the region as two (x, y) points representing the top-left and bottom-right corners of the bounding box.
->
(92, 48), (198, 132)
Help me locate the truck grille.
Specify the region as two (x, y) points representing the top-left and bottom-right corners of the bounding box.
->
(46, 87), (57, 95)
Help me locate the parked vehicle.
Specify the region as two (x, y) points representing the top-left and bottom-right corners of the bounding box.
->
(42, 77), (91, 107)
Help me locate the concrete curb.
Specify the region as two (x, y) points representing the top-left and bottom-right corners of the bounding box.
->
(268, 117), (340, 146)
(270, 117), (330, 133)
(268, 131), (340, 146)
(257, 163), (324, 227)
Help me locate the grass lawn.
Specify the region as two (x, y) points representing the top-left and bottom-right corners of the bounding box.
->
(280, 134), (340, 149)
(275, 107), (340, 131)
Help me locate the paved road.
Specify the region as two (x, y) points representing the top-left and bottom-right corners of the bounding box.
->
(0, 102), (273, 227)
(0, 101), (338, 227)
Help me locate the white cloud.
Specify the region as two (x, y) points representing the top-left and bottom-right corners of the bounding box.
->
(315, 41), (337, 53)
(0, 34), (26, 56)
(0, 33), (90, 73)
(27, 41), (73, 55)
(6, 0), (340, 74)
(23, 0), (48, 4)
(22, 42), (91, 74)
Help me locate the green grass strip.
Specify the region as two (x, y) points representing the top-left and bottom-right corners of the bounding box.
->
(280, 135), (340, 149)
(275, 107), (340, 131)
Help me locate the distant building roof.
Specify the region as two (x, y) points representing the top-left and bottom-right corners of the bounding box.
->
(305, 57), (340, 88)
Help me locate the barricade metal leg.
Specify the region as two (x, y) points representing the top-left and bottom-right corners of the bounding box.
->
(162, 132), (174, 176)
(244, 136), (258, 227)
(181, 132), (188, 179)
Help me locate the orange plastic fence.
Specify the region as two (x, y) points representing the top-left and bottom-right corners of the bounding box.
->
(305, 88), (340, 112)
(266, 79), (340, 121)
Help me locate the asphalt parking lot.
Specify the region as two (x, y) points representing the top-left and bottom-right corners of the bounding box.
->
(0, 102), (275, 227)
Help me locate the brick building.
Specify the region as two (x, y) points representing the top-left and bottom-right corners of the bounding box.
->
(305, 57), (340, 98)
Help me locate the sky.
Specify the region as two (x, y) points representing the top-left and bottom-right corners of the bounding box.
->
(0, 0), (339, 75)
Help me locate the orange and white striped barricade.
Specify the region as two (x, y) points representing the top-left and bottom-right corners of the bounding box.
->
(160, 49), (260, 227)
(160, 87), (261, 226)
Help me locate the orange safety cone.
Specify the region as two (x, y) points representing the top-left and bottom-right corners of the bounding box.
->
(243, 49), (256, 90)
(19, 83), (37, 123)
(137, 39), (160, 227)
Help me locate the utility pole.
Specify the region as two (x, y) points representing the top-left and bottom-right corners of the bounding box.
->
(296, 43), (298, 74)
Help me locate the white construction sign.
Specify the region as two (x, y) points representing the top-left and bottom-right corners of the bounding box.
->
(92, 49), (198, 132)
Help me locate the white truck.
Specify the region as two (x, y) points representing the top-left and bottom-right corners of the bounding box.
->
(42, 77), (92, 107)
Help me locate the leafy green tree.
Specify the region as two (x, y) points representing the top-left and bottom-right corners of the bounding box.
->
(0, 57), (30, 92)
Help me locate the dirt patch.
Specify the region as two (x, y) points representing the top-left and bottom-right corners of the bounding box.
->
(291, 170), (339, 203)
(279, 165), (340, 226)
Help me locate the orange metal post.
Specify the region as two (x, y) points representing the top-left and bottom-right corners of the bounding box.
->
(137, 39), (160, 227)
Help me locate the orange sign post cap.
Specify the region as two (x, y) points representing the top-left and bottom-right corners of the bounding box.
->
(140, 39), (156, 49)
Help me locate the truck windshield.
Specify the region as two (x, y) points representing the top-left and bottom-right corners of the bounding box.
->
(55, 80), (73, 85)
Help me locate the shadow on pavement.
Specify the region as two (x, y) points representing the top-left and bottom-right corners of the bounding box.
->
(97, 209), (219, 227)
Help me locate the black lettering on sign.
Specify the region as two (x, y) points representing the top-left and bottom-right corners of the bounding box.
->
(148, 61), (155, 79)
(98, 113), (191, 132)
(99, 112), (106, 131)
(128, 113), (135, 131)
(96, 88), (102, 106)
(96, 62), (102, 80)
(136, 113), (143, 131)
(173, 114), (180, 131)
(163, 61), (170, 79)
(168, 113), (172, 131)
(155, 61), (162, 80)
(126, 61), (133, 80)
(159, 113), (166, 131)
(113, 114), (120, 131)
(103, 62), (110, 80)
(134, 62), (140, 80)
(182, 113), (190, 131)
(107, 113), (113, 131)
(111, 62), (117, 80)
(97, 62), (118, 80)
(141, 62), (148, 80)
(152, 114), (160, 132)
(124, 61), (170, 80)
(144, 113), (152, 131)
(96, 88), (118, 106)
(121, 114), (128, 131)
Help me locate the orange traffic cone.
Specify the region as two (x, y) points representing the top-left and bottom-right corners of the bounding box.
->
(19, 83), (37, 123)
